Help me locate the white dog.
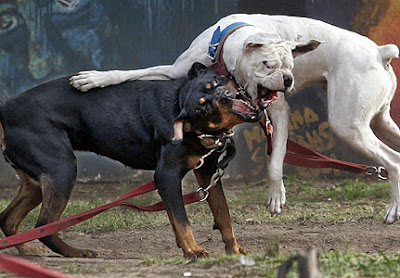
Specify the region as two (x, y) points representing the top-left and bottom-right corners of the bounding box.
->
(70, 14), (400, 224)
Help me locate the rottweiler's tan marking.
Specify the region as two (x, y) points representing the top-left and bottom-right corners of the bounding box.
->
(167, 213), (208, 258)
(0, 171), (43, 255)
(194, 168), (246, 255)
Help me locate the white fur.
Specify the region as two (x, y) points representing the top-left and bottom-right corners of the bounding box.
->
(70, 14), (400, 223)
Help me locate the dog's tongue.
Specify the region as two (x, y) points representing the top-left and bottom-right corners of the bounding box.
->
(258, 92), (279, 109)
(257, 84), (280, 109)
(233, 100), (251, 114)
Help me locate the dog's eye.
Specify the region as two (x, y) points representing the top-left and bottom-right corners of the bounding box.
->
(262, 61), (274, 69)
(205, 80), (219, 90)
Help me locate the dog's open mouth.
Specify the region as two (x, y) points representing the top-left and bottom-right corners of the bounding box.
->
(231, 91), (261, 122)
(256, 84), (280, 110)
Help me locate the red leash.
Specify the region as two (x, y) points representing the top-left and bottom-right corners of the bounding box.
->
(259, 118), (388, 179)
(0, 181), (202, 251)
(0, 254), (74, 278)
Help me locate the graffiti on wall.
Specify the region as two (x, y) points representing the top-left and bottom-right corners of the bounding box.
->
(0, 0), (399, 179)
(0, 0), (236, 97)
(0, 0), (115, 96)
(240, 105), (337, 178)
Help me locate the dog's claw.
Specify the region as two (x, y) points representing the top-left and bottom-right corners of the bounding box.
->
(185, 249), (208, 261)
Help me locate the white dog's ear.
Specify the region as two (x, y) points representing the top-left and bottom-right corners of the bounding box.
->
(243, 33), (278, 51)
(290, 40), (322, 58)
(379, 44), (399, 69)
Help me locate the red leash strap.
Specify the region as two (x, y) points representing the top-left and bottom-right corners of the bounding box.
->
(0, 254), (74, 278)
(285, 139), (368, 173)
(258, 119), (386, 177)
(0, 181), (203, 251)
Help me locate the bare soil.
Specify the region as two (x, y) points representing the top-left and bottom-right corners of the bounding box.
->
(1, 177), (400, 277)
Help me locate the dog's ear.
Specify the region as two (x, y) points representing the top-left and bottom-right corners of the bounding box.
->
(188, 62), (208, 79)
(290, 40), (322, 58)
(379, 44), (399, 70)
(171, 109), (188, 145)
(243, 33), (277, 51)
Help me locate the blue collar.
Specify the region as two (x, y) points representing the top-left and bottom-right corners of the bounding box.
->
(207, 22), (248, 61)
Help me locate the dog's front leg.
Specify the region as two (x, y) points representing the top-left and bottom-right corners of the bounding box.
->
(194, 156), (246, 255)
(265, 94), (289, 215)
(155, 146), (208, 259)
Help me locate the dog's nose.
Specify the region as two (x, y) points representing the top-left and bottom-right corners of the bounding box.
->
(283, 75), (293, 88)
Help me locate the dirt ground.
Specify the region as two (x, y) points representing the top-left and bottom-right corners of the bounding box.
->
(1, 177), (400, 277)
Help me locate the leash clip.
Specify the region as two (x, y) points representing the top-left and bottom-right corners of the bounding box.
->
(196, 168), (225, 202)
(365, 166), (388, 180)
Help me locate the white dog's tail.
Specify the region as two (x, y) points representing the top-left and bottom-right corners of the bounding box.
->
(379, 44), (399, 69)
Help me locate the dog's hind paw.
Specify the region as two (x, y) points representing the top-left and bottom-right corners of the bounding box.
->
(266, 179), (286, 215)
(384, 201), (400, 224)
(64, 248), (98, 258)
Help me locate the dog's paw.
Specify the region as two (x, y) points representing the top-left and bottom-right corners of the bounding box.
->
(266, 179), (286, 215)
(226, 242), (247, 255)
(64, 248), (98, 258)
(384, 199), (400, 224)
(69, 70), (121, 92)
(184, 248), (209, 260)
(223, 237), (247, 255)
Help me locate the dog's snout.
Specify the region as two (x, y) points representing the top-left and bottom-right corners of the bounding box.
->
(283, 75), (293, 88)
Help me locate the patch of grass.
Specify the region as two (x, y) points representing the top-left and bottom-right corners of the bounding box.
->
(284, 176), (391, 202)
(59, 262), (126, 275)
(0, 177), (391, 233)
(139, 250), (400, 278)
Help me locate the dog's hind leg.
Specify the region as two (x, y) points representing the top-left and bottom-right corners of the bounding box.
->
(35, 163), (97, 258)
(326, 82), (400, 223)
(0, 171), (43, 255)
(194, 154), (247, 255)
(371, 107), (400, 149)
(330, 120), (400, 223)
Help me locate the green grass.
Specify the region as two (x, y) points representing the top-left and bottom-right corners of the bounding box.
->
(0, 177), (391, 232)
(139, 250), (400, 278)
(0, 177), (396, 277)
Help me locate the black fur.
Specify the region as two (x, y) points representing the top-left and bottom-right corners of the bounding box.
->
(0, 63), (250, 258)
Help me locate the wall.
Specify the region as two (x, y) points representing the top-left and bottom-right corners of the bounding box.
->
(0, 0), (398, 181)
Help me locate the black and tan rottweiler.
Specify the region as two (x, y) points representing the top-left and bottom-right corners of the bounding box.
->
(0, 63), (262, 259)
